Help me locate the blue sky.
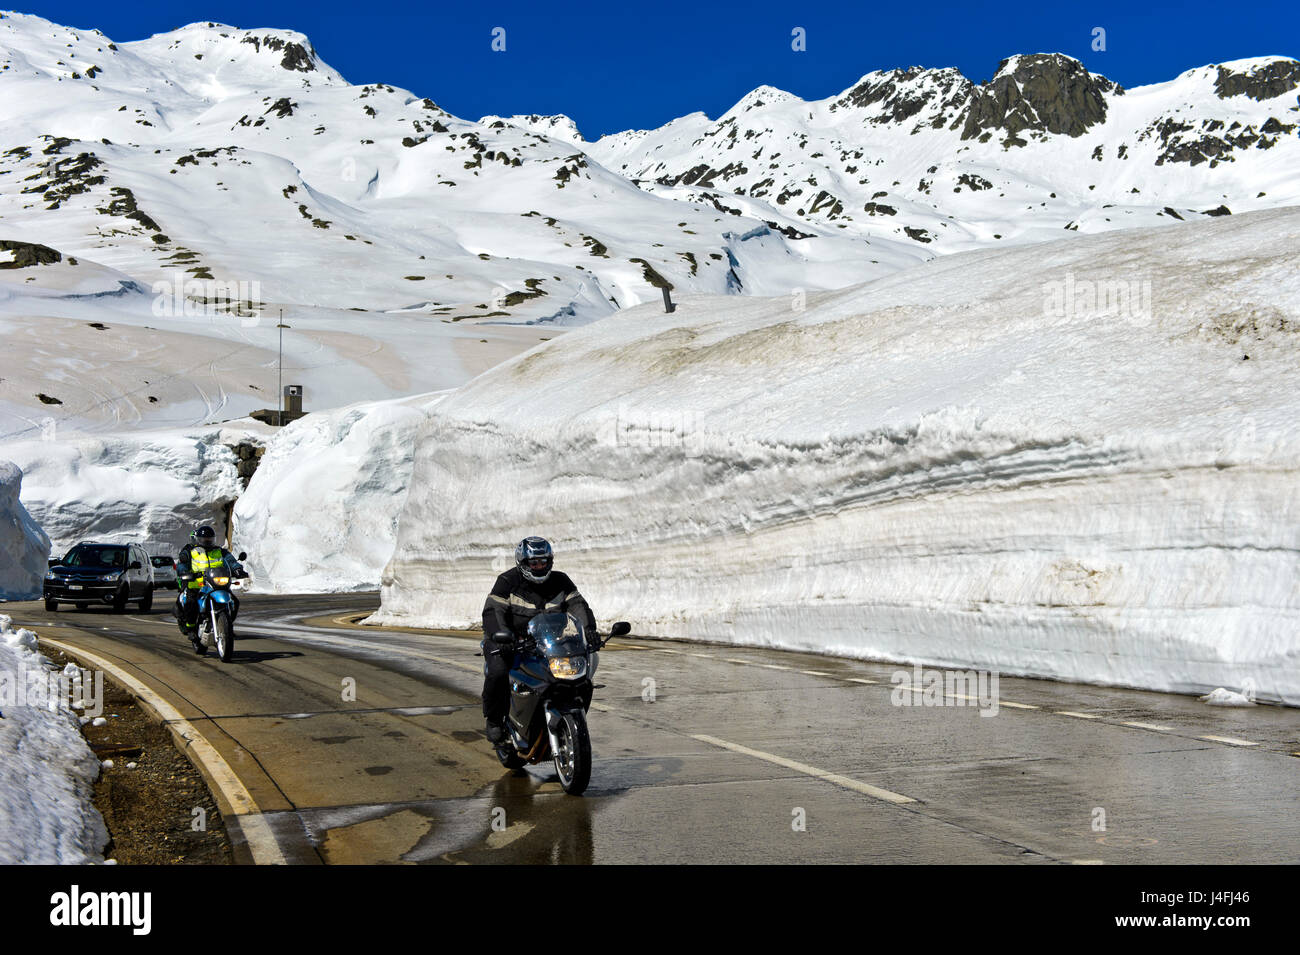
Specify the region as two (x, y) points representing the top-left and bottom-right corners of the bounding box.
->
(14, 1), (1299, 138)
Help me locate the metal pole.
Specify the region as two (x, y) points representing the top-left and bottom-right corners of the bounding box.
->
(278, 309), (283, 427)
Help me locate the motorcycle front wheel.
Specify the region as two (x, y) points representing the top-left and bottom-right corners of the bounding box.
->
(553, 710), (591, 795)
(214, 612), (235, 662)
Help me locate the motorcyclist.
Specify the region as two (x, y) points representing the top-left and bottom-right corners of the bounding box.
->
(481, 537), (597, 744)
(176, 525), (245, 653)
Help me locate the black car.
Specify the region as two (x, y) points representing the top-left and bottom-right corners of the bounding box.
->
(150, 554), (179, 591)
(44, 542), (155, 613)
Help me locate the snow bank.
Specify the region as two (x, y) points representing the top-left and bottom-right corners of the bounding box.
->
(0, 615), (108, 863)
(232, 394), (445, 592)
(0, 460), (49, 599)
(0, 426), (250, 558)
(376, 208), (1300, 704)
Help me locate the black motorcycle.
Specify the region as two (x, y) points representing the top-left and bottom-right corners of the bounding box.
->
(488, 613), (630, 795)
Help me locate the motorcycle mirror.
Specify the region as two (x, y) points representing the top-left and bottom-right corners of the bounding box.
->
(610, 621), (631, 637)
(237, 552), (247, 561)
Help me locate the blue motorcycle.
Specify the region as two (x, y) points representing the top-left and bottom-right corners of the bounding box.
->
(177, 551), (248, 662)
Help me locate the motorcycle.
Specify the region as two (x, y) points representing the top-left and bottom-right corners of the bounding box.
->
(487, 612), (630, 795)
(176, 552), (248, 663)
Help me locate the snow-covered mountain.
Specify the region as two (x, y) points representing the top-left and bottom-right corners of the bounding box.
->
(571, 53), (1300, 252)
(2, 13), (1297, 439)
(0, 11), (897, 316)
(0, 12), (912, 436)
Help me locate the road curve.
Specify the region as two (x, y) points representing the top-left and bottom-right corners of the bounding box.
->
(6, 593), (1298, 864)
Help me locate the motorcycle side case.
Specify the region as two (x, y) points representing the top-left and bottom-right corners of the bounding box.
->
(507, 656), (551, 736)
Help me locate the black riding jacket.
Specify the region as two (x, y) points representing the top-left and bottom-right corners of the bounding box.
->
(482, 567), (596, 644)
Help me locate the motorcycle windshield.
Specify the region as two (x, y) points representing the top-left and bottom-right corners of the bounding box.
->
(527, 612), (587, 657)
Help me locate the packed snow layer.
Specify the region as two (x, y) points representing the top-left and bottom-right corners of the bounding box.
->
(0, 460), (49, 599)
(0, 615), (108, 863)
(0, 424), (253, 557)
(376, 208), (1300, 704)
(233, 393), (445, 592)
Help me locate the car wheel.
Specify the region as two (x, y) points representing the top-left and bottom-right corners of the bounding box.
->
(75, 602), (88, 611)
(111, 586), (129, 613)
(138, 585), (154, 613)
(44, 597), (58, 612)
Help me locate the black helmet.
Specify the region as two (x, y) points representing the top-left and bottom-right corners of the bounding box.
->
(191, 525), (217, 549)
(515, 536), (553, 583)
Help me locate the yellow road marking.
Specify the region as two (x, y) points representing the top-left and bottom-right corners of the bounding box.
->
(41, 637), (288, 865)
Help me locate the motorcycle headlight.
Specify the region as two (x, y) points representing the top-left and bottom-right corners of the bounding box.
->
(548, 656), (587, 680)
(99, 572), (122, 582)
(210, 576), (230, 586)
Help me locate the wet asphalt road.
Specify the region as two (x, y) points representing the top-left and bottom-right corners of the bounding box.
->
(7, 592), (1298, 864)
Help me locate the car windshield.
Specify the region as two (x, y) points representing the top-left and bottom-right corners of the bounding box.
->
(526, 612), (587, 657)
(64, 545), (126, 568)
(151, 556), (172, 567)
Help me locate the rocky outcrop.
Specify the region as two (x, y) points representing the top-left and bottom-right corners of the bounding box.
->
(961, 54), (1121, 144)
(1215, 60), (1300, 101)
(228, 442), (265, 488)
(240, 34), (320, 73)
(833, 67), (973, 132)
(0, 239), (62, 268)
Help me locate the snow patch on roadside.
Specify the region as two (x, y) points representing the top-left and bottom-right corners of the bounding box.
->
(233, 393), (446, 592)
(0, 615), (108, 864)
(0, 425), (259, 557)
(375, 208), (1300, 704)
(0, 460), (49, 600)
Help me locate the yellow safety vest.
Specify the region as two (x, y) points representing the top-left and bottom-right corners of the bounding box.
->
(187, 546), (225, 589)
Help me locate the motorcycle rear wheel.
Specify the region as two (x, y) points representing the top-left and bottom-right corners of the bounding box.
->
(553, 710), (591, 795)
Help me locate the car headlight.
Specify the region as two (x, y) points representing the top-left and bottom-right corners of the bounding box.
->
(548, 656), (587, 679)
(45, 571), (58, 580)
(99, 572), (122, 582)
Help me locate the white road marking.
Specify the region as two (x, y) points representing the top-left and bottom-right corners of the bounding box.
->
(724, 658), (752, 665)
(1073, 859), (1105, 865)
(687, 653), (715, 659)
(845, 677), (878, 685)
(1200, 734), (1260, 747)
(691, 734), (916, 805)
(1057, 711), (1101, 720)
(800, 670), (831, 676)
(1122, 721), (1173, 732)
(40, 638), (288, 866)
(996, 700), (1038, 710)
